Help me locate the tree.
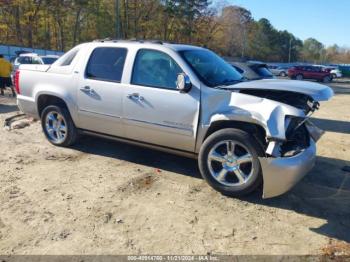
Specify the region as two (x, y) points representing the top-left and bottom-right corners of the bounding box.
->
(0, 0), (349, 64)
(301, 38), (324, 63)
(217, 6), (252, 58)
(247, 18), (277, 61)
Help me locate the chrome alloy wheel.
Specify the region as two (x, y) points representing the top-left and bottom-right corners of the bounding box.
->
(45, 111), (67, 144)
(207, 140), (254, 187)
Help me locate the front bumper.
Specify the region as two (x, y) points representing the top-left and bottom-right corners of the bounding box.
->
(260, 139), (316, 199)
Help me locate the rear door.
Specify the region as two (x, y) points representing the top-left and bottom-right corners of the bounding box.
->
(122, 48), (200, 152)
(77, 47), (127, 137)
(303, 66), (313, 79)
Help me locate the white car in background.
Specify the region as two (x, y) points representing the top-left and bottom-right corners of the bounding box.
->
(12, 53), (60, 82)
(268, 65), (290, 77)
(330, 67), (342, 78)
(13, 53), (59, 70)
(317, 65), (342, 79)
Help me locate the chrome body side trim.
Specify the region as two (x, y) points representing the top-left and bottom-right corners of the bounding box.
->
(124, 118), (193, 136)
(79, 129), (197, 159)
(79, 109), (122, 119)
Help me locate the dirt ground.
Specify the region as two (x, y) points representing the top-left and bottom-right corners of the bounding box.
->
(0, 81), (349, 256)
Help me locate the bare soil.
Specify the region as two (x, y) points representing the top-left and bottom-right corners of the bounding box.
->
(0, 83), (349, 255)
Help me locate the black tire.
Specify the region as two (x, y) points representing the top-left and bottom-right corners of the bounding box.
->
(280, 71), (287, 77)
(323, 76), (331, 83)
(198, 128), (264, 197)
(296, 74), (303, 80)
(41, 105), (78, 147)
(331, 74), (336, 79)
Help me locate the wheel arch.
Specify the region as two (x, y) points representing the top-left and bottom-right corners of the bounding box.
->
(37, 94), (71, 119)
(202, 120), (268, 152)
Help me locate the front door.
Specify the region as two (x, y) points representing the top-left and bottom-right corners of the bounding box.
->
(77, 47), (127, 137)
(123, 49), (199, 152)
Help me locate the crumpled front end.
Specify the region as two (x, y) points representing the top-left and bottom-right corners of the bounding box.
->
(261, 119), (324, 198)
(200, 83), (332, 199)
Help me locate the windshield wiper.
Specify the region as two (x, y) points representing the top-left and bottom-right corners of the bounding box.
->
(213, 78), (245, 88)
(221, 78), (244, 85)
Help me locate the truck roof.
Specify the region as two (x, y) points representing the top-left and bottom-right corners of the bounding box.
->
(86, 39), (206, 52)
(19, 53), (39, 57)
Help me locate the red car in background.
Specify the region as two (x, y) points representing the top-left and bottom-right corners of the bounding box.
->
(288, 65), (332, 83)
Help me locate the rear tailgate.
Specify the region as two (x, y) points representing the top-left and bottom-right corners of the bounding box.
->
(16, 64), (51, 99)
(16, 64), (52, 118)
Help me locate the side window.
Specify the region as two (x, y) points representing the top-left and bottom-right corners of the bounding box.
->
(86, 47), (127, 82)
(32, 57), (42, 64)
(131, 49), (182, 90)
(17, 56), (32, 64)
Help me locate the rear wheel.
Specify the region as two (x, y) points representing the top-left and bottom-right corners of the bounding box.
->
(280, 71), (287, 77)
(296, 74), (303, 80)
(41, 105), (78, 147)
(198, 128), (264, 197)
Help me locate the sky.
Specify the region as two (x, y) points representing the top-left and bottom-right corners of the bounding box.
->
(216, 0), (349, 47)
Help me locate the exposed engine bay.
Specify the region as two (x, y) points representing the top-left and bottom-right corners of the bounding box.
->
(236, 89), (324, 157)
(239, 89), (319, 114)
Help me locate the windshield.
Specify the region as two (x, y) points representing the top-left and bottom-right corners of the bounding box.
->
(179, 49), (243, 87)
(41, 57), (58, 64)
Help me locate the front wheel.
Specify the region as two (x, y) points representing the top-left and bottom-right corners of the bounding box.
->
(296, 74), (303, 80)
(280, 71), (287, 77)
(198, 128), (264, 197)
(41, 105), (78, 147)
(323, 76), (331, 83)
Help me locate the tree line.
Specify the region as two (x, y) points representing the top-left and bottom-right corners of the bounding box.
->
(1, 0), (349, 63)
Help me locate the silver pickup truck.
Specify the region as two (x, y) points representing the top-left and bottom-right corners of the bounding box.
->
(15, 40), (333, 198)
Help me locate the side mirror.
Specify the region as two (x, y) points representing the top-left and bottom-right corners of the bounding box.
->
(176, 73), (192, 93)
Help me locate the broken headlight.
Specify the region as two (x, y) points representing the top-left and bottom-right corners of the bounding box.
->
(281, 116), (310, 156)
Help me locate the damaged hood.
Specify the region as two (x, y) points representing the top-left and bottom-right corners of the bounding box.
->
(231, 79), (334, 101)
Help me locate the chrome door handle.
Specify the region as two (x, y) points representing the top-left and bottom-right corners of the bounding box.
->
(80, 86), (91, 91)
(127, 93), (144, 101)
(127, 93), (138, 99)
(80, 86), (95, 94)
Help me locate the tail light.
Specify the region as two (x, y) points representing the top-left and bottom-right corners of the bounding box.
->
(14, 70), (20, 94)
